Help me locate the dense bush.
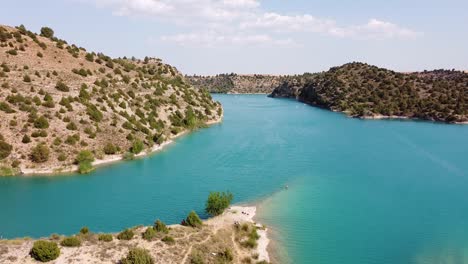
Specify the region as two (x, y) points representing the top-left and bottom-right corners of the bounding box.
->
(34, 116), (49, 129)
(55, 81), (70, 92)
(154, 219), (168, 233)
(76, 150), (94, 174)
(120, 248), (154, 264)
(131, 139), (144, 154)
(98, 233), (113, 242)
(205, 191), (233, 216)
(40, 27), (54, 38)
(22, 135), (31, 144)
(30, 143), (50, 163)
(117, 228), (134, 240)
(0, 140), (12, 160)
(79, 226), (89, 234)
(60, 236), (81, 247)
(142, 227), (156, 241)
(30, 240), (60, 262)
(86, 104), (103, 122)
(103, 142), (117, 155)
(183, 211), (202, 228)
(161, 235), (175, 245)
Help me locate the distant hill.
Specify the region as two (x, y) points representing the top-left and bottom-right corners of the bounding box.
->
(186, 73), (287, 94)
(270, 62), (467, 123)
(0, 24), (222, 175)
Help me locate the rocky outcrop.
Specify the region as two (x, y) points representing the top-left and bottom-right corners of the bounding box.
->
(270, 62), (468, 123)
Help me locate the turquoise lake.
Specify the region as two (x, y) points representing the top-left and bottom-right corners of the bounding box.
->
(1, 94), (468, 264)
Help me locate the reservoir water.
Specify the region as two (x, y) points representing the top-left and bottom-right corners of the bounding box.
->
(1, 94), (468, 264)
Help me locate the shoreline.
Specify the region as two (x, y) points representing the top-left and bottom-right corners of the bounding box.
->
(18, 115), (223, 177)
(0, 205), (270, 263)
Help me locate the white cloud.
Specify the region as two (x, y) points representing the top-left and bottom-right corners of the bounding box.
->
(159, 31), (295, 47)
(85, 0), (422, 45)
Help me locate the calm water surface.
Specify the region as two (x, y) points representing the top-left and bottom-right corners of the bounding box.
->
(1, 95), (468, 264)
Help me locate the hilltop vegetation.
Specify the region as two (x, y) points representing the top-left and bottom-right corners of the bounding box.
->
(0, 24), (222, 175)
(270, 62), (467, 123)
(186, 73), (286, 94)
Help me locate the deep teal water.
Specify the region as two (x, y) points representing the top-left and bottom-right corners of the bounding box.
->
(1, 95), (468, 264)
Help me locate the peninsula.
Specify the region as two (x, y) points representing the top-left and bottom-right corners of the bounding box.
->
(0, 24), (222, 176)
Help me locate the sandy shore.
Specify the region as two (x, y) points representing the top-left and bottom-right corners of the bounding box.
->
(19, 115), (223, 176)
(0, 205), (270, 264)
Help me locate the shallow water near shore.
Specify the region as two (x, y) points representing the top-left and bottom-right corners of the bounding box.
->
(1, 94), (468, 264)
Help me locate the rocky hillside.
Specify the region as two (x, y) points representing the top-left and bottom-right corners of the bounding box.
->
(0, 24), (222, 175)
(270, 62), (467, 123)
(186, 74), (286, 94)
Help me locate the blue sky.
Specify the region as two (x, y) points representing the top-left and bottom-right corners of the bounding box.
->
(1, 0), (467, 75)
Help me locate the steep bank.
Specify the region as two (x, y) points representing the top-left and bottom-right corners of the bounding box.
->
(186, 74), (287, 94)
(0, 24), (222, 176)
(0, 206), (269, 264)
(270, 63), (467, 123)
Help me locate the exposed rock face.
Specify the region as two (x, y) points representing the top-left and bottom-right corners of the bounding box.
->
(270, 62), (468, 123)
(186, 74), (287, 94)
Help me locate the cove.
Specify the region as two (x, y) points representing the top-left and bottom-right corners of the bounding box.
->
(1, 95), (468, 264)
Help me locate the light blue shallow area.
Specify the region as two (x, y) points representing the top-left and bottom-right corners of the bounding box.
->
(1, 94), (468, 264)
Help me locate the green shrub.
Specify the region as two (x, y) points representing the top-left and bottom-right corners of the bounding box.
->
(76, 150), (94, 164)
(40, 27), (54, 38)
(190, 252), (205, 264)
(120, 248), (154, 264)
(123, 152), (135, 160)
(98, 234), (113, 242)
(22, 135), (31, 143)
(103, 142), (117, 155)
(205, 191), (233, 216)
(0, 141), (12, 160)
(154, 219), (168, 233)
(79, 226), (89, 234)
(60, 236), (81, 247)
(76, 150), (95, 174)
(23, 74), (31, 82)
(34, 116), (49, 129)
(6, 49), (17, 56)
(217, 248), (233, 262)
(30, 143), (50, 163)
(55, 81), (70, 92)
(78, 161), (94, 174)
(142, 227), (156, 241)
(117, 228), (134, 240)
(131, 139), (144, 154)
(184, 211), (202, 228)
(161, 235), (175, 245)
(66, 122), (77, 130)
(30, 240), (60, 262)
(86, 104), (103, 122)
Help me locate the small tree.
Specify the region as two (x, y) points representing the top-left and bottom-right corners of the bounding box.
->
(117, 228), (134, 240)
(55, 81), (70, 92)
(154, 219), (168, 233)
(40, 27), (54, 39)
(60, 236), (81, 247)
(131, 139), (144, 154)
(22, 135), (31, 144)
(30, 240), (60, 262)
(76, 150), (94, 174)
(34, 116), (49, 129)
(30, 143), (50, 163)
(184, 211), (202, 228)
(103, 142), (117, 155)
(0, 140), (12, 160)
(205, 191), (233, 216)
(120, 248), (154, 264)
(142, 227), (156, 241)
